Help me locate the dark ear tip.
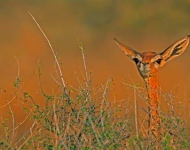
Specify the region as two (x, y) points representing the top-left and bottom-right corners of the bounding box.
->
(114, 38), (119, 43)
(185, 35), (190, 42)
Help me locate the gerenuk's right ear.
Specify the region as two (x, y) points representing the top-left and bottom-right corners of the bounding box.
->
(114, 38), (140, 60)
(159, 35), (190, 67)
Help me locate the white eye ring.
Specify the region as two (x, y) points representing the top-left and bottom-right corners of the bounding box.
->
(151, 55), (162, 63)
(135, 54), (143, 61)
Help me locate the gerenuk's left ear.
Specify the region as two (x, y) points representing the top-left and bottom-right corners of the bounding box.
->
(159, 35), (190, 67)
(114, 38), (140, 60)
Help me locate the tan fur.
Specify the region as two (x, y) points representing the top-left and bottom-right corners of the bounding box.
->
(114, 35), (190, 142)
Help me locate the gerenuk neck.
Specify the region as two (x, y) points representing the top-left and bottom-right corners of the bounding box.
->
(144, 74), (160, 141)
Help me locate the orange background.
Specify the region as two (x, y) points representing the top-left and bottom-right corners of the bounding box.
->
(0, 1), (190, 140)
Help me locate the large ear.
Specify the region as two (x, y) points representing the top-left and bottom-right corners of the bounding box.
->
(159, 35), (190, 67)
(114, 38), (140, 60)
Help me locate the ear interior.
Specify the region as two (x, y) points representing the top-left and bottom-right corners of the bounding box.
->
(114, 38), (139, 59)
(159, 35), (190, 66)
